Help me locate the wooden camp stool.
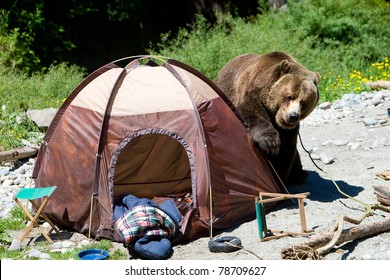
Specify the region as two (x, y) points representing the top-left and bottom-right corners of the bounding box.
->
(13, 186), (60, 243)
(255, 192), (314, 242)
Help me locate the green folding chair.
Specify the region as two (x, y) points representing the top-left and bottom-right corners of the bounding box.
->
(14, 186), (60, 243)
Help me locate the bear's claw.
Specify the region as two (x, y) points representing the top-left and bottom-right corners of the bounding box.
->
(250, 127), (281, 155)
(258, 135), (281, 155)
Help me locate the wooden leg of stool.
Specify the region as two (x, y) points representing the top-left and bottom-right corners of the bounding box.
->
(14, 198), (36, 242)
(30, 200), (60, 234)
(14, 197), (54, 243)
(298, 198), (308, 232)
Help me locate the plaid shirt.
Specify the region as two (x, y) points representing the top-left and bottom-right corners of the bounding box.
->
(115, 205), (177, 245)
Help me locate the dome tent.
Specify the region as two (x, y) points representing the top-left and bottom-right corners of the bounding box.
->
(32, 56), (280, 243)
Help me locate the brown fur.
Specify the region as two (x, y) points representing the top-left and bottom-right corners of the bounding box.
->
(216, 51), (320, 184)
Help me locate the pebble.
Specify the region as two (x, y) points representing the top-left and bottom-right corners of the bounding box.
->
(28, 248), (42, 259)
(309, 153), (321, 160)
(302, 89), (390, 127)
(333, 139), (349, 146)
(319, 102), (331, 109)
(39, 252), (51, 260)
(320, 153), (335, 164)
(363, 117), (378, 126)
(8, 239), (21, 251)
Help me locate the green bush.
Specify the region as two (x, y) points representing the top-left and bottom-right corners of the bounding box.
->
(0, 63), (85, 150)
(152, 0), (390, 101)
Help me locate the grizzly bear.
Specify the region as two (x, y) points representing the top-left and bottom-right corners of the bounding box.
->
(215, 51), (320, 185)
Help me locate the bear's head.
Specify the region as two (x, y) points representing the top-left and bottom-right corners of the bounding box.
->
(267, 59), (320, 130)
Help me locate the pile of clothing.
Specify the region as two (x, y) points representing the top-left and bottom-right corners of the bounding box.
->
(114, 194), (182, 260)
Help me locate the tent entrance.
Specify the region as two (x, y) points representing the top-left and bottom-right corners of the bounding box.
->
(112, 132), (192, 201)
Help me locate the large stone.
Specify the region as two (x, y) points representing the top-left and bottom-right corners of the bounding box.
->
(26, 108), (58, 128)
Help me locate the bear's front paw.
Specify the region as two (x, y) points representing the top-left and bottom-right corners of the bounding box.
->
(250, 128), (281, 155)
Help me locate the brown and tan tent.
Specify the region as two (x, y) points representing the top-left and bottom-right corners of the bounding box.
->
(32, 56), (280, 243)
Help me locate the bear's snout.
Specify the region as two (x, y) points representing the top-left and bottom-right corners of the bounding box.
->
(288, 111), (300, 122)
(284, 101), (301, 125)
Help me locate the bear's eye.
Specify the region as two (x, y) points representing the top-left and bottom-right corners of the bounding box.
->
(286, 96), (294, 101)
(300, 100), (307, 107)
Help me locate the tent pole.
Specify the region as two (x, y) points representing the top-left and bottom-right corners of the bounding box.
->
(88, 194), (94, 240)
(209, 185), (213, 239)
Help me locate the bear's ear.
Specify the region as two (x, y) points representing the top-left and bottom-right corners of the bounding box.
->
(279, 59), (291, 75)
(313, 72), (321, 85)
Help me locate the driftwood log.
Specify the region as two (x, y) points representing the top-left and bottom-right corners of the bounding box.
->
(0, 147), (38, 162)
(365, 80), (390, 90)
(374, 185), (390, 206)
(377, 170), (390, 181)
(281, 217), (390, 260)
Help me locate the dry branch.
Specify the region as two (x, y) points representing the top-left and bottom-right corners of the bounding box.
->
(281, 217), (390, 260)
(365, 80), (390, 90)
(377, 170), (390, 181)
(0, 147), (38, 162)
(374, 185), (390, 206)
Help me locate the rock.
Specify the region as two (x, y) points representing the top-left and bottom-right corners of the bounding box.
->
(321, 140), (333, 146)
(28, 249), (42, 259)
(349, 142), (361, 150)
(319, 102), (331, 110)
(331, 100), (343, 110)
(26, 108), (58, 128)
(13, 166), (26, 175)
(333, 139), (349, 146)
(1, 179), (14, 188)
(39, 253), (51, 260)
(61, 240), (76, 248)
(362, 92), (374, 99)
(51, 242), (62, 250)
(0, 169), (10, 177)
(79, 239), (91, 247)
(8, 239), (21, 251)
(363, 117), (378, 126)
(320, 153), (334, 164)
(369, 98), (383, 106)
(361, 254), (373, 260)
(351, 104), (367, 112)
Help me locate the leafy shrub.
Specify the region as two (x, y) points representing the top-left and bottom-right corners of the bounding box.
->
(0, 63), (85, 150)
(151, 0), (390, 102)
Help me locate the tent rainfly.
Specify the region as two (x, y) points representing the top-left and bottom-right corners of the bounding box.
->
(32, 56), (280, 243)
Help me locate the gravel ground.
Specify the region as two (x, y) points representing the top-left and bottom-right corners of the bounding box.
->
(170, 92), (390, 260)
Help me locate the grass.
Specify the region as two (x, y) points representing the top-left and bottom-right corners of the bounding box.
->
(321, 57), (390, 101)
(0, 207), (128, 260)
(0, 207), (25, 244)
(0, 63), (85, 150)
